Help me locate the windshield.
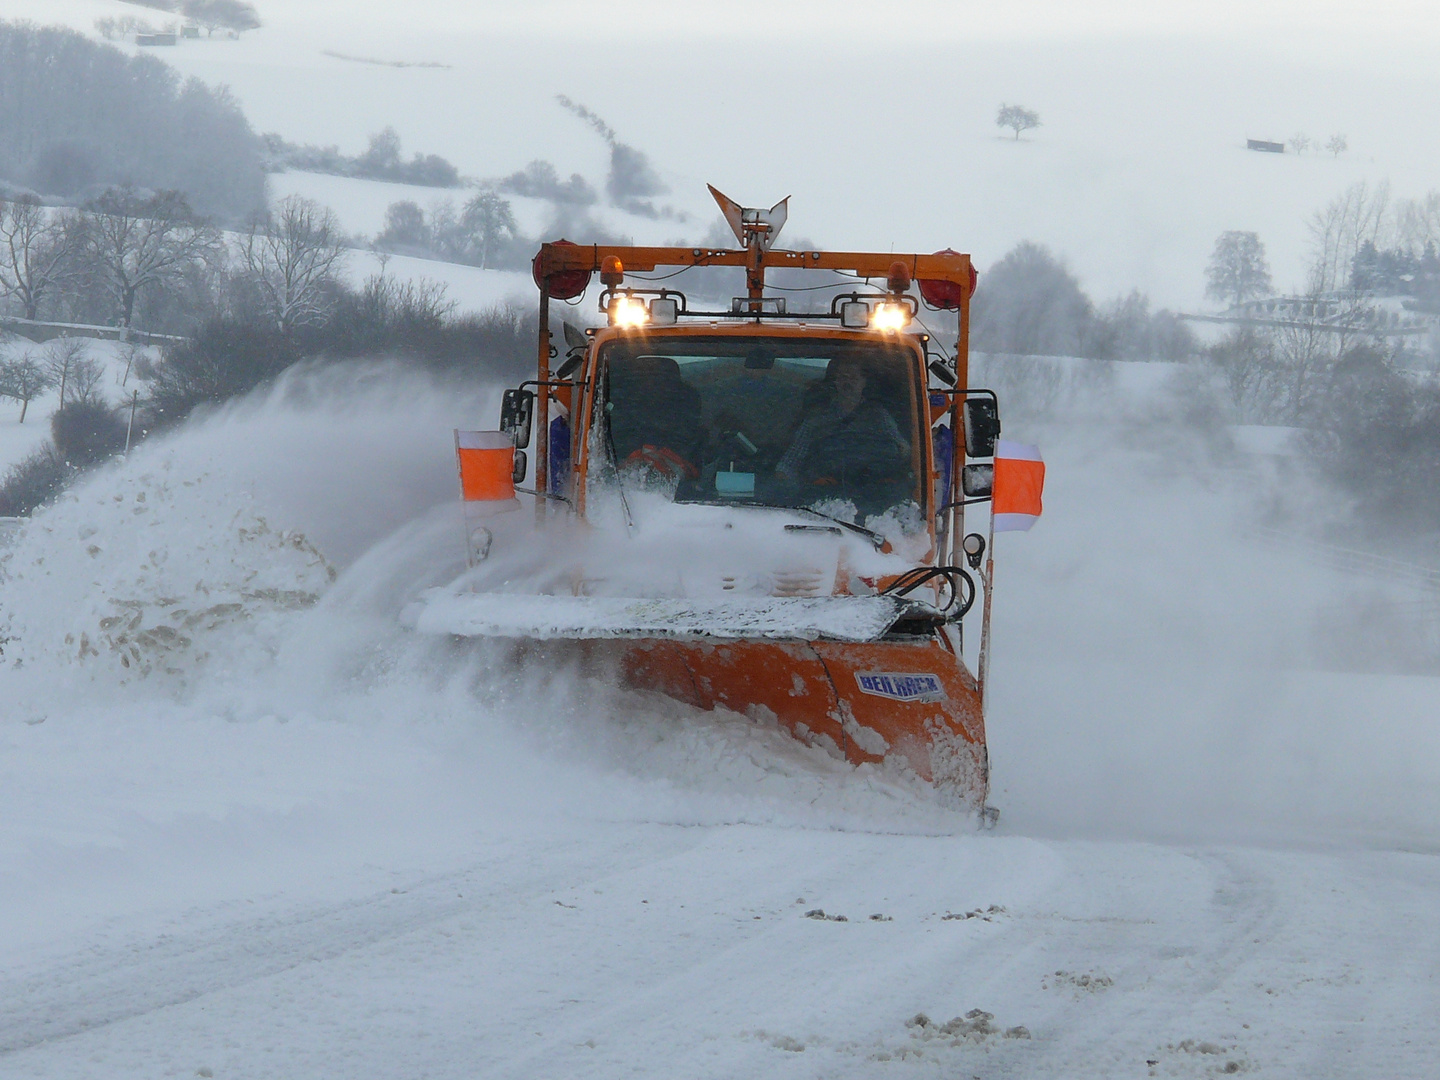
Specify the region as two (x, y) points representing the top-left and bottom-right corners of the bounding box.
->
(596, 335), (923, 522)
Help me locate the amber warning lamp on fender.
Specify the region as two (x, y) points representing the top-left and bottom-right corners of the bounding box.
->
(600, 255), (625, 288)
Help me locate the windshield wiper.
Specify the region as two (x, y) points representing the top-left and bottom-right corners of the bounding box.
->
(689, 500), (889, 550)
(782, 503), (890, 551)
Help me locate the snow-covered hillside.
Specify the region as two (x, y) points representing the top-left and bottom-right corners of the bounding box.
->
(12, 0), (1440, 307)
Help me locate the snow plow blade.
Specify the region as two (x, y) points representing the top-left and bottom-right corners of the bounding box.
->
(611, 636), (988, 804)
(407, 590), (986, 806)
(409, 591), (944, 643)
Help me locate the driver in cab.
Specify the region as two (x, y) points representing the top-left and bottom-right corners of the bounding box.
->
(775, 356), (909, 486)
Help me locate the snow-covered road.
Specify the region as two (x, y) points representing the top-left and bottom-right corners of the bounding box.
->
(4, 814), (1436, 1078)
(3, 364), (1438, 1077)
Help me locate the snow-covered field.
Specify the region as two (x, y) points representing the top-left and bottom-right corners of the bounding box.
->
(2, 3), (1440, 1077)
(14, 0), (1440, 307)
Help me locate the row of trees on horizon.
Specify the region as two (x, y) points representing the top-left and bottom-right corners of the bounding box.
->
(0, 21), (463, 227)
(0, 22), (266, 221)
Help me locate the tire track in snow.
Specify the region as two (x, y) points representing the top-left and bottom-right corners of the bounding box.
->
(0, 831), (694, 1058)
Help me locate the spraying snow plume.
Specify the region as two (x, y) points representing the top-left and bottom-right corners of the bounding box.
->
(0, 361), (966, 832)
(2, 358), (1436, 848)
(555, 94), (675, 220)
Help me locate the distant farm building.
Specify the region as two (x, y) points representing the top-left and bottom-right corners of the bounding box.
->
(136, 33), (178, 47)
(181, 25), (200, 39)
(1247, 139), (1285, 153)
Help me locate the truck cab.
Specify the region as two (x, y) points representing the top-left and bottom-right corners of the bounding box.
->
(560, 324), (938, 562)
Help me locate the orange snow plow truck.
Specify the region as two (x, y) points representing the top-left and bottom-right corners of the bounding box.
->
(411, 188), (1043, 815)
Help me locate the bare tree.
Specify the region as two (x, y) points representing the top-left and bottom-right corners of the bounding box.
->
(1308, 181), (1392, 293)
(428, 200), (468, 261)
(996, 103), (1041, 141)
(1289, 132), (1311, 155)
(970, 242), (1091, 357)
(1392, 191), (1440, 256)
(117, 341), (147, 386)
(356, 128), (404, 179)
(1206, 327), (1291, 422)
(375, 200), (429, 251)
(1205, 231), (1272, 309)
(0, 353), (53, 422)
(0, 195), (79, 321)
(80, 188), (221, 332)
(461, 191), (518, 269)
(65, 356), (106, 407)
(241, 195), (347, 332)
(43, 336), (91, 410)
(1325, 134), (1348, 158)
(1274, 315), (1336, 423)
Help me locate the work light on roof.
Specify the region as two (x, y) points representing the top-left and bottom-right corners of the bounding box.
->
(871, 302), (911, 331)
(608, 294), (649, 327)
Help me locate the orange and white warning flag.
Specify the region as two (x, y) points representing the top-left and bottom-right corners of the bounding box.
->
(454, 430), (519, 509)
(992, 439), (1045, 532)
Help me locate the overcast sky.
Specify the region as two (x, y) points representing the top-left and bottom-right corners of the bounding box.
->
(275, 0), (1440, 56)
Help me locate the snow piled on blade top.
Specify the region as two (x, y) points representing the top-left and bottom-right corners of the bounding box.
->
(409, 591), (936, 641)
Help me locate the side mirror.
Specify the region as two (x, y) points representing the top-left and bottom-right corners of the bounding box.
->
(963, 397), (1001, 458)
(556, 350), (585, 380)
(512, 449), (528, 484)
(500, 388), (534, 447)
(962, 463), (994, 498)
(562, 322), (587, 350)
